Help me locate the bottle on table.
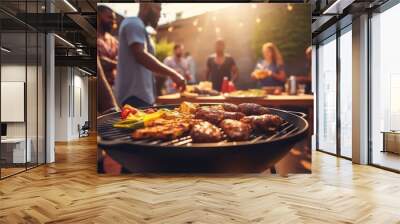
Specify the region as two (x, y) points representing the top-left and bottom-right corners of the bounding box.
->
(221, 76), (230, 93)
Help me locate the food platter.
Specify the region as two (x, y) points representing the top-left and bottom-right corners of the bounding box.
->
(225, 89), (267, 100)
(181, 82), (220, 98)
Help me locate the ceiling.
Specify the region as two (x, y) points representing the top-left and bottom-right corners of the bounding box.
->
(0, 0), (392, 73)
(0, 0), (98, 72)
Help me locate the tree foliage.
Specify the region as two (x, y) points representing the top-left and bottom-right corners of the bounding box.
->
(251, 5), (311, 66)
(154, 38), (174, 62)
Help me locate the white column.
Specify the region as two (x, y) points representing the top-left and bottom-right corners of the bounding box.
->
(45, 0), (55, 163)
(46, 33), (55, 163)
(352, 14), (369, 164)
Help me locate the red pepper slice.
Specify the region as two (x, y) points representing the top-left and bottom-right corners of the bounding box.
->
(121, 105), (138, 119)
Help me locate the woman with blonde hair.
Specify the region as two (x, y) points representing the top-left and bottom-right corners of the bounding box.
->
(251, 42), (286, 87)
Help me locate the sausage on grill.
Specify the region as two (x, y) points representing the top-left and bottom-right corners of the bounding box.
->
(222, 103), (239, 112)
(240, 114), (284, 133)
(195, 107), (245, 125)
(238, 103), (270, 115)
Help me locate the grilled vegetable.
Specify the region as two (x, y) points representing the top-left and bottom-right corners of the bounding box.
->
(113, 110), (165, 129)
(179, 101), (199, 114)
(120, 104), (138, 119)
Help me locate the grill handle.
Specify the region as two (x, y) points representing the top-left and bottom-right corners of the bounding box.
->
(285, 110), (307, 118)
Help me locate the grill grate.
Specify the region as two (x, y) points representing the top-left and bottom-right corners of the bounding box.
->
(98, 113), (297, 147)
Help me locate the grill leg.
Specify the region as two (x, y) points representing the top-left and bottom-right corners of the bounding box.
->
(274, 166), (289, 177)
(270, 166), (277, 174)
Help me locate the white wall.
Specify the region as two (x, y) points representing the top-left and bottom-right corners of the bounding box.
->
(1, 64), (46, 163)
(54, 67), (69, 141)
(1, 65), (26, 138)
(54, 67), (89, 141)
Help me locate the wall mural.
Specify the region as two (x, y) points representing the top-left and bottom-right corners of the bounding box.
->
(96, 3), (312, 174)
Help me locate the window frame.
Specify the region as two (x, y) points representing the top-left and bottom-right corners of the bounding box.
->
(367, 0), (400, 173)
(315, 23), (353, 160)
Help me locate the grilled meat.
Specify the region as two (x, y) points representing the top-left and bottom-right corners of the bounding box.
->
(257, 107), (270, 115)
(132, 121), (191, 140)
(222, 103), (239, 112)
(121, 102), (284, 143)
(145, 117), (195, 127)
(220, 119), (252, 141)
(195, 107), (245, 125)
(238, 103), (270, 115)
(222, 111), (245, 120)
(190, 121), (222, 143)
(195, 107), (224, 125)
(241, 114), (284, 132)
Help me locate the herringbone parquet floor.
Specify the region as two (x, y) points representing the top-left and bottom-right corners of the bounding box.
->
(1, 135), (400, 224)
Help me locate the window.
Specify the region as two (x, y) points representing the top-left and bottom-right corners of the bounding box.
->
(317, 36), (337, 154)
(370, 3), (400, 171)
(339, 27), (352, 158)
(0, 1), (47, 179)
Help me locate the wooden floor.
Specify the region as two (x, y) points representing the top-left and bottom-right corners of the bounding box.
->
(1, 136), (400, 224)
(372, 150), (400, 171)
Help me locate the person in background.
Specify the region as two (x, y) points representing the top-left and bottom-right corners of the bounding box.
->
(205, 39), (238, 91)
(251, 42), (286, 87)
(163, 44), (191, 93)
(115, 3), (186, 108)
(97, 5), (119, 87)
(296, 46), (312, 93)
(97, 5), (121, 174)
(97, 5), (119, 115)
(185, 51), (197, 84)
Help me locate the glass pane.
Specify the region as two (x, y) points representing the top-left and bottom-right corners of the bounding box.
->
(317, 37), (337, 154)
(1, 30), (27, 177)
(27, 31), (38, 169)
(339, 29), (352, 158)
(371, 4), (400, 171)
(38, 32), (45, 165)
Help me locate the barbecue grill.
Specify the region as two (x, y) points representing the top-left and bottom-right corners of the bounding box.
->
(98, 104), (309, 173)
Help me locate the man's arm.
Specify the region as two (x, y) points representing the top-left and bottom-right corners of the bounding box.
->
(271, 65), (286, 83)
(230, 58), (239, 82)
(183, 61), (192, 81)
(205, 58), (211, 81)
(130, 43), (186, 91)
(100, 56), (117, 71)
(231, 64), (239, 82)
